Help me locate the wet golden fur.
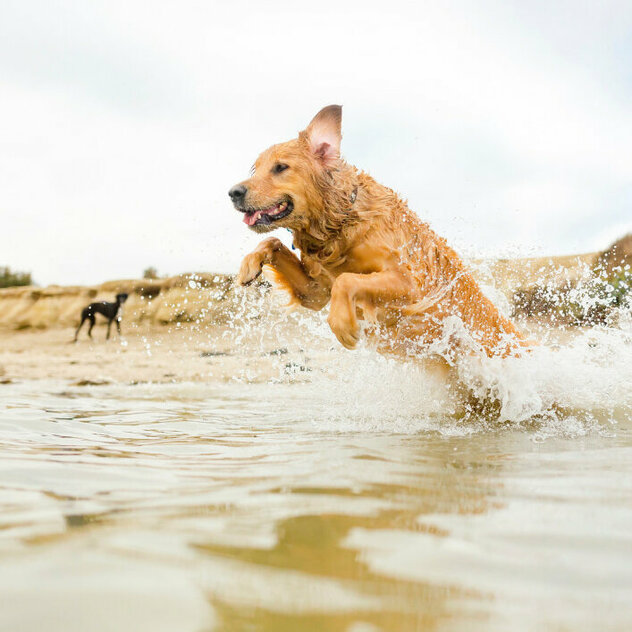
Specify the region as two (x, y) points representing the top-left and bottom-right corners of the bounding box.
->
(233, 105), (528, 358)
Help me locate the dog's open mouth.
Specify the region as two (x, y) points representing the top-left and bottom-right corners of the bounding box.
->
(241, 199), (293, 227)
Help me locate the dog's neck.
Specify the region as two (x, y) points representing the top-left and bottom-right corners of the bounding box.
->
(292, 161), (363, 261)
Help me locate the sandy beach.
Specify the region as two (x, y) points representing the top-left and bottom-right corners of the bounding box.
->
(0, 318), (336, 385)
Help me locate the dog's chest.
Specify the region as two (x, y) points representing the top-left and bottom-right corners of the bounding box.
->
(300, 240), (389, 280)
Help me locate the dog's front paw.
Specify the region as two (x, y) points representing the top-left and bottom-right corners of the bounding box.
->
(327, 312), (360, 350)
(237, 238), (283, 286)
(237, 252), (265, 286)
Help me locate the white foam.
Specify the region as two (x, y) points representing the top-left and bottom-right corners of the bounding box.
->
(267, 311), (632, 436)
(185, 280), (632, 435)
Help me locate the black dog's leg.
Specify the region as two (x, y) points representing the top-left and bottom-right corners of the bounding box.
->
(87, 315), (96, 339)
(74, 316), (86, 342)
(106, 319), (112, 341)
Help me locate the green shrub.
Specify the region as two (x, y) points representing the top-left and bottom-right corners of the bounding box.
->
(0, 266), (32, 288)
(513, 266), (631, 326)
(596, 267), (631, 309)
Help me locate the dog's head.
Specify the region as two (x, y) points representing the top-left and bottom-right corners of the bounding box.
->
(229, 105), (343, 233)
(116, 293), (129, 304)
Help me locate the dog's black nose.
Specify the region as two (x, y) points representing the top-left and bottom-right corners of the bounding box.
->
(228, 184), (247, 202)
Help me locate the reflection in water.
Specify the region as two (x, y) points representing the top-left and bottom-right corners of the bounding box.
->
(0, 342), (631, 632)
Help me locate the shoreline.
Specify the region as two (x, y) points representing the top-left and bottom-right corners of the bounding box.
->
(0, 320), (330, 385)
(0, 250), (615, 385)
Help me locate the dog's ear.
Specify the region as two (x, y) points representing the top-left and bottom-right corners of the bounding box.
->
(301, 105), (342, 167)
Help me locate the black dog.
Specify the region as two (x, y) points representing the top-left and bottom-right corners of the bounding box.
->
(74, 293), (129, 342)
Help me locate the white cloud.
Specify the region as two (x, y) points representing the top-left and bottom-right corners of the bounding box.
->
(0, 0), (630, 284)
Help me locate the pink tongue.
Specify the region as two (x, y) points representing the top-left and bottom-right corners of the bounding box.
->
(243, 210), (263, 226)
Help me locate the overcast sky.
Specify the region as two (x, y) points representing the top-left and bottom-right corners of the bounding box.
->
(1, 0), (631, 286)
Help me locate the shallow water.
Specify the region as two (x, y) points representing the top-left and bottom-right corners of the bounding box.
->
(1, 322), (632, 631)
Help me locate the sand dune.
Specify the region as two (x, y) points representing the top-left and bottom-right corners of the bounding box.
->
(0, 273), (237, 331)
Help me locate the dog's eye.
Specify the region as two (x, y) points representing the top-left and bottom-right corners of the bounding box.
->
(272, 163), (289, 174)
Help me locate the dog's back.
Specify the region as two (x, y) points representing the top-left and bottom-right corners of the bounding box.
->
(82, 301), (114, 319)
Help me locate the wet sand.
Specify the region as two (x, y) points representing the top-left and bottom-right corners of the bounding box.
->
(0, 319), (339, 386)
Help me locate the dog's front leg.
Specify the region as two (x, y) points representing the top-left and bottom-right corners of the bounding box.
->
(238, 237), (330, 310)
(328, 270), (414, 349)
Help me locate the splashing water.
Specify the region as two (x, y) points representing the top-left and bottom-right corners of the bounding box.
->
(222, 277), (632, 437)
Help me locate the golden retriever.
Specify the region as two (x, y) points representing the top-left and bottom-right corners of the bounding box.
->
(230, 105), (529, 359)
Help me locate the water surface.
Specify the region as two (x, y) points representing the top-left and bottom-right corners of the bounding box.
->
(1, 326), (631, 631)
